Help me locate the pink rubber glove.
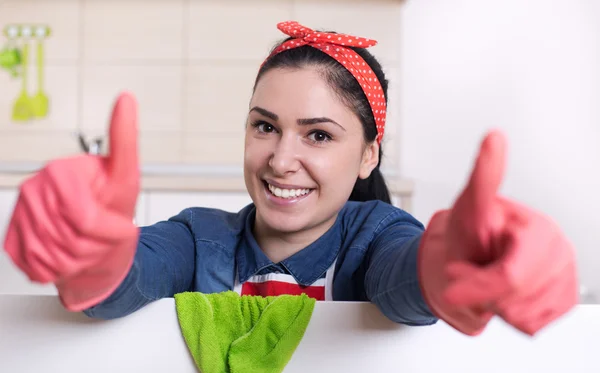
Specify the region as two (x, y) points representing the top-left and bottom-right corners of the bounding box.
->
(3, 92), (141, 312)
(418, 130), (579, 336)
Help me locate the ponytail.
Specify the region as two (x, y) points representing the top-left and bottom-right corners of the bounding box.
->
(348, 147), (391, 204)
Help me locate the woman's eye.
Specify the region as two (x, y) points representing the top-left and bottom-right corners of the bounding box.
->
(260, 123), (275, 132)
(308, 131), (332, 143)
(253, 121), (276, 133)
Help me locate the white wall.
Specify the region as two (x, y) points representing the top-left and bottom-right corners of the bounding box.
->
(399, 0), (600, 298)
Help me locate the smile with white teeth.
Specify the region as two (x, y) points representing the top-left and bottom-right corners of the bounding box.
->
(267, 183), (312, 199)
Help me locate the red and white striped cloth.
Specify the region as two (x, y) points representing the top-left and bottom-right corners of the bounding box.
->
(233, 259), (336, 301)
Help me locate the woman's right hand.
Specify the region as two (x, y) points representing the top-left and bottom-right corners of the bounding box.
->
(3, 92), (141, 312)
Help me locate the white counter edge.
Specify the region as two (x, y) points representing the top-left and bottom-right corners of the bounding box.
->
(0, 294), (598, 373)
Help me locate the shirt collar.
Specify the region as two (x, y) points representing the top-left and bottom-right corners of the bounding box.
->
(236, 205), (342, 286)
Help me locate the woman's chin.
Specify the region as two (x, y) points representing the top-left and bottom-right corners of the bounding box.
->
(258, 211), (310, 234)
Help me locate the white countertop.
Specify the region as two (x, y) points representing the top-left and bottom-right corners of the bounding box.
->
(0, 294), (597, 373)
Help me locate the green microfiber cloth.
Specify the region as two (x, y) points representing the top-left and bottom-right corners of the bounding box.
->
(174, 291), (316, 373)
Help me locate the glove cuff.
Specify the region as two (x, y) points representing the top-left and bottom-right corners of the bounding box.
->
(416, 209), (451, 319)
(417, 209), (488, 336)
(55, 242), (137, 312)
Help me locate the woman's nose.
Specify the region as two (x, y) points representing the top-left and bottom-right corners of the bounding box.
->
(268, 135), (301, 176)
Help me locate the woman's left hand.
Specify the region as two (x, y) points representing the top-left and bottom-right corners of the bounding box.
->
(445, 130), (579, 335)
(418, 130), (579, 336)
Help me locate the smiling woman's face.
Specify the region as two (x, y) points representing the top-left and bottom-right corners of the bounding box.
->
(243, 66), (379, 237)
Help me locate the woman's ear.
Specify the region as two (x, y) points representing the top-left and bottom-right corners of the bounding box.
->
(358, 141), (379, 179)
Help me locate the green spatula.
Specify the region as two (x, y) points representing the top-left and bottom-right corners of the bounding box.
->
(12, 39), (32, 122)
(30, 25), (49, 118)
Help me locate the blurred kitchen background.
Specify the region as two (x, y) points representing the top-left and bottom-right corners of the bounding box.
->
(0, 0), (598, 302)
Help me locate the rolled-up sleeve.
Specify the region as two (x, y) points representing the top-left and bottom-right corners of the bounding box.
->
(365, 222), (438, 326)
(83, 209), (197, 320)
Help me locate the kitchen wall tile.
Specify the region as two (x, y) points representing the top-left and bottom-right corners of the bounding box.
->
(139, 131), (182, 163)
(0, 0), (81, 62)
(0, 0), (404, 177)
(182, 133), (244, 165)
(187, 0), (293, 61)
(0, 131), (80, 161)
(292, 0), (402, 64)
(82, 0), (185, 62)
(0, 65), (79, 132)
(81, 65), (183, 133)
(184, 64), (256, 134)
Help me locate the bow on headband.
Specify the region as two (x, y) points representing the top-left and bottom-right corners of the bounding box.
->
(265, 21), (387, 145)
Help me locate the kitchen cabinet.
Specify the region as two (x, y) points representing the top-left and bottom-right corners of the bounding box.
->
(0, 187), (254, 295)
(142, 191), (253, 226)
(0, 189), (51, 295)
(0, 188), (57, 294)
(0, 189), (17, 238)
(0, 189), (148, 295)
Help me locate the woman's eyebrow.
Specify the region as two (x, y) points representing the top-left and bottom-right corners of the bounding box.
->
(297, 117), (346, 131)
(249, 106), (278, 121)
(250, 106), (346, 131)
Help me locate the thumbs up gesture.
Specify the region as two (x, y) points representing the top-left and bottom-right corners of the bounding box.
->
(3, 92), (141, 312)
(418, 130), (579, 336)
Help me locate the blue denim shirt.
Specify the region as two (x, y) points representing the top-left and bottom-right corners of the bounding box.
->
(83, 200), (437, 326)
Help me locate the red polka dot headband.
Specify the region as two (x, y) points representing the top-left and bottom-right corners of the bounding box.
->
(265, 21), (387, 145)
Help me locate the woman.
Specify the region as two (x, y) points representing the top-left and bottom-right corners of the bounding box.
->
(3, 21), (578, 337)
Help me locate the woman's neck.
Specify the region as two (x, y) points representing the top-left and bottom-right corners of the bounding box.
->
(253, 214), (337, 263)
